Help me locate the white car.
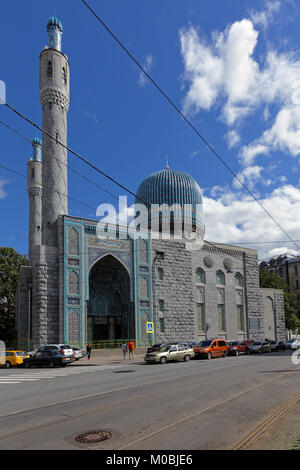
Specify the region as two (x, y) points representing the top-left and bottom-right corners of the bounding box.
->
(291, 339), (300, 350)
(37, 344), (74, 357)
(72, 347), (85, 361)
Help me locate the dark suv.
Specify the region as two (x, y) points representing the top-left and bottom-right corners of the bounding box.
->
(227, 341), (250, 356)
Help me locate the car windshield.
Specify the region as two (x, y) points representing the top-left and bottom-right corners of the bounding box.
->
(159, 345), (171, 352)
(271, 341), (277, 344)
(16, 351), (27, 356)
(227, 342), (238, 346)
(197, 341), (211, 347)
(253, 342), (262, 345)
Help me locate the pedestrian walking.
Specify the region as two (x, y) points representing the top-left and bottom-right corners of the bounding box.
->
(127, 339), (135, 360)
(86, 343), (92, 360)
(121, 342), (127, 360)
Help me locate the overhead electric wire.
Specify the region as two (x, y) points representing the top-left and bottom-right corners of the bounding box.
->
(0, 111), (296, 264)
(79, 0), (300, 253)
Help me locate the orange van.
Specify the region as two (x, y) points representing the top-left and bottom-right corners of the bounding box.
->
(194, 339), (228, 360)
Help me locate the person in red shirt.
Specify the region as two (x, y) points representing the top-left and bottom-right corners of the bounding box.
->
(126, 340), (135, 360)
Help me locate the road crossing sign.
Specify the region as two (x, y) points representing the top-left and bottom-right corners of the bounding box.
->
(146, 322), (154, 334)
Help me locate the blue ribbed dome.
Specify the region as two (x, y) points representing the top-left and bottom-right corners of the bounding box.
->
(136, 168), (203, 207)
(47, 17), (63, 32)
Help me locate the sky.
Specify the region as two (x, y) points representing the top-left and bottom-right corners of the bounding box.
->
(1, 0), (300, 260)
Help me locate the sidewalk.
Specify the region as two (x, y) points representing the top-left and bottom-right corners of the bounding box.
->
(76, 347), (147, 366)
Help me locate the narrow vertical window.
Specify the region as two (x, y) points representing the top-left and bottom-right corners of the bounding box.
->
(197, 303), (205, 332)
(218, 304), (226, 331)
(159, 299), (164, 313)
(47, 61), (53, 78)
(159, 318), (165, 333)
(62, 67), (67, 85)
(237, 305), (245, 331)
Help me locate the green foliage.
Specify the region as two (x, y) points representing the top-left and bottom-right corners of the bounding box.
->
(259, 269), (298, 330)
(0, 247), (28, 336)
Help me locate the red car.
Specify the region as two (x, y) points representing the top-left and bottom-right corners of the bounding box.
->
(226, 341), (250, 356)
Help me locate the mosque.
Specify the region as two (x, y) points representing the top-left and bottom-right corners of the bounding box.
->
(17, 18), (286, 348)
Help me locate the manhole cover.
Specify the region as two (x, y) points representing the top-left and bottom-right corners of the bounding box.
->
(114, 370), (135, 373)
(73, 430), (114, 444)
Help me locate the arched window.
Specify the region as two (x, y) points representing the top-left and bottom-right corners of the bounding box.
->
(195, 267), (206, 284)
(69, 271), (79, 295)
(140, 278), (149, 298)
(68, 228), (79, 255)
(139, 239), (148, 264)
(216, 270), (225, 285)
(47, 61), (53, 78)
(235, 272), (243, 287)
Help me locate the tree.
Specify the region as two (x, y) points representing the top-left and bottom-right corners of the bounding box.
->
(259, 269), (299, 330)
(0, 247), (28, 338)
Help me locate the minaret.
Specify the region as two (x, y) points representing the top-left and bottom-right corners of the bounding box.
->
(27, 138), (43, 264)
(40, 17), (70, 246)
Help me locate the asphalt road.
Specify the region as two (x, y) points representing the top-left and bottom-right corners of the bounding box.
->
(0, 350), (299, 450)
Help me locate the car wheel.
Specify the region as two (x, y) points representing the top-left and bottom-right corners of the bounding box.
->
(25, 362), (31, 368)
(246, 349), (250, 355)
(207, 352), (212, 360)
(235, 350), (239, 356)
(160, 356), (167, 364)
(184, 355), (190, 362)
(258, 349), (262, 354)
(49, 362), (55, 368)
(5, 361), (12, 369)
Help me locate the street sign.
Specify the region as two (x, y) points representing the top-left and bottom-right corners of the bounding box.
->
(146, 322), (154, 334)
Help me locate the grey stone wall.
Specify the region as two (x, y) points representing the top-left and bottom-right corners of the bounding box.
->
(191, 243), (246, 341)
(244, 250), (264, 340)
(259, 288), (285, 341)
(16, 266), (32, 349)
(31, 245), (60, 346)
(151, 239), (194, 343)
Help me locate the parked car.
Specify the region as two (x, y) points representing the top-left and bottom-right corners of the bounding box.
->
(0, 350), (30, 369)
(227, 341), (250, 356)
(194, 339), (228, 360)
(285, 339), (294, 349)
(23, 350), (75, 368)
(249, 341), (271, 354)
(291, 339), (300, 350)
(178, 341), (197, 349)
(144, 343), (195, 364)
(270, 341), (286, 351)
(71, 347), (85, 360)
(146, 343), (165, 354)
(37, 344), (74, 357)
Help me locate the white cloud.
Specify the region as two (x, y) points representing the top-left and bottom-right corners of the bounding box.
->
(82, 109), (99, 125)
(138, 54), (154, 87)
(249, 0), (281, 28)
(226, 129), (240, 149)
(0, 176), (8, 199)
(203, 184), (300, 259)
(179, 4), (300, 170)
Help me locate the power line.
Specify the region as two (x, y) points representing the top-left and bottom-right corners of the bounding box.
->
(1, 123), (298, 267)
(79, 0), (300, 253)
(0, 119), (130, 206)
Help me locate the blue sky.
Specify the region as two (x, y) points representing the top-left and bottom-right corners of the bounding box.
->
(1, 0), (300, 260)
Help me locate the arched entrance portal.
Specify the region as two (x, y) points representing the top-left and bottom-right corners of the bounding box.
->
(88, 255), (134, 342)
